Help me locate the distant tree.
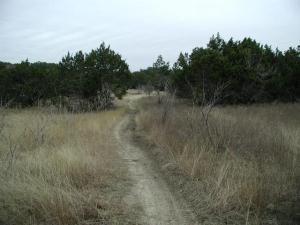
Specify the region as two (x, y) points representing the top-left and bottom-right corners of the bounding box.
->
(207, 32), (224, 52)
(59, 42), (130, 104)
(172, 52), (191, 98)
(152, 55), (170, 91)
(171, 33), (300, 104)
(0, 60), (59, 106)
(1, 36), (299, 107)
(132, 55), (171, 92)
(0, 42), (131, 108)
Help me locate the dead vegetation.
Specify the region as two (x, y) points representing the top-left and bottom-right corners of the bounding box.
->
(39, 84), (114, 113)
(0, 107), (135, 225)
(137, 95), (300, 225)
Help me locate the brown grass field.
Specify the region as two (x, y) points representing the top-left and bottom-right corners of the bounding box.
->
(0, 107), (136, 225)
(0, 93), (299, 225)
(137, 96), (300, 225)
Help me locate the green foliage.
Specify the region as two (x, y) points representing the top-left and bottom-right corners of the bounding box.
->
(0, 43), (130, 108)
(131, 55), (171, 91)
(0, 37), (299, 107)
(172, 34), (300, 104)
(0, 60), (59, 106)
(59, 43), (130, 99)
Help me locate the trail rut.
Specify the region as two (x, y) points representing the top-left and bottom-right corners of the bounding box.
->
(114, 93), (197, 225)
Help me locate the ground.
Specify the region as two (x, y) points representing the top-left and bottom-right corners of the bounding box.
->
(114, 90), (198, 225)
(1, 90), (299, 225)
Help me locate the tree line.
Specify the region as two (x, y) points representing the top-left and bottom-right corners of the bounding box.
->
(0, 43), (131, 110)
(133, 33), (300, 104)
(0, 34), (299, 109)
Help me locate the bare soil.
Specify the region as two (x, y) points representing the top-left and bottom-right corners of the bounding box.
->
(114, 92), (198, 225)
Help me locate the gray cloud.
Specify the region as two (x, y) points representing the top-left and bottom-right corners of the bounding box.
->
(0, 0), (299, 71)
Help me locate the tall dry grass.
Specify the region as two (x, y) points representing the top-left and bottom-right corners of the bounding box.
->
(0, 107), (131, 225)
(138, 96), (300, 224)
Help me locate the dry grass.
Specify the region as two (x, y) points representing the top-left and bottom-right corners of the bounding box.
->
(0, 107), (133, 225)
(137, 97), (300, 224)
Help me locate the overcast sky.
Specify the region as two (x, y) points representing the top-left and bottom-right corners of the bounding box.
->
(0, 0), (299, 71)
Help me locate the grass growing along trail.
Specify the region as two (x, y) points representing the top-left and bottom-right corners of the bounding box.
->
(1, 93), (299, 225)
(0, 107), (135, 225)
(137, 96), (300, 225)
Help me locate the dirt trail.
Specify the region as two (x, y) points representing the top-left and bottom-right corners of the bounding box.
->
(114, 92), (197, 225)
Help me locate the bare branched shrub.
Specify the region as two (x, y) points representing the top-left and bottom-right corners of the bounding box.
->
(136, 85), (144, 94)
(159, 81), (176, 124)
(185, 79), (230, 149)
(0, 106), (5, 137)
(0, 100), (13, 135)
(36, 84), (114, 113)
(0, 101), (17, 172)
(93, 83), (114, 110)
(2, 134), (19, 172)
(142, 82), (154, 95)
(199, 82), (230, 149)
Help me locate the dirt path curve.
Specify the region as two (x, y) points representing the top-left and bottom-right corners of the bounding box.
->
(114, 91), (197, 225)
